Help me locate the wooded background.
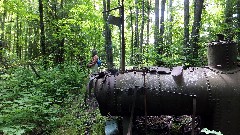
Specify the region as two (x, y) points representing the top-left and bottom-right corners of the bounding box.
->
(0, 0), (240, 134)
(0, 0), (239, 69)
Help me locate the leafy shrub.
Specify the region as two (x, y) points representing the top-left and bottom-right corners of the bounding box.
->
(0, 63), (91, 135)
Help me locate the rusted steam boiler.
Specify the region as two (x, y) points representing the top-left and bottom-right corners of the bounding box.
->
(88, 37), (240, 135)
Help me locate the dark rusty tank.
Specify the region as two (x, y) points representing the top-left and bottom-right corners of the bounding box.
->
(88, 37), (240, 135)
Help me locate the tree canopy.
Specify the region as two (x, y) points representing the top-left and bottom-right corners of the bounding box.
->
(0, 0), (239, 68)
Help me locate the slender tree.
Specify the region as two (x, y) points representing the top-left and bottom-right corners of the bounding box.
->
(0, 0), (6, 63)
(28, 27), (33, 60)
(225, 0), (234, 40)
(184, 0), (190, 57)
(39, 0), (47, 68)
(190, 0), (204, 61)
(55, 0), (65, 64)
(155, 0), (166, 65)
(16, 13), (21, 59)
(130, 7), (134, 64)
(134, 0), (139, 48)
(146, 0), (151, 64)
(139, 0), (145, 53)
(164, 0), (173, 58)
(146, 0), (150, 47)
(154, 0), (159, 48)
(168, 0), (173, 46)
(159, 0), (166, 47)
(7, 15), (13, 58)
(236, 0), (240, 54)
(103, 0), (113, 69)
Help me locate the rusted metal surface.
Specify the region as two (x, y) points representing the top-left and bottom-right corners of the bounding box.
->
(89, 38), (240, 135)
(94, 68), (209, 116)
(207, 40), (238, 70)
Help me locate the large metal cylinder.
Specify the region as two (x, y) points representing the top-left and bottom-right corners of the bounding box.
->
(207, 40), (237, 70)
(94, 67), (208, 116)
(90, 39), (240, 134)
(93, 67), (240, 135)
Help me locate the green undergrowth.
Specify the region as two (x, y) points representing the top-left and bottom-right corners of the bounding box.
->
(0, 63), (106, 135)
(51, 96), (106, 135)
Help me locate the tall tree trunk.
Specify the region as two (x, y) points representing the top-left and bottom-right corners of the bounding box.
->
(120, 0), (125, 71)
(168, 0), (173, 46)
(165, 0), (172, 57)
(4, 13), (12, 58)
(103, 0), (113, 69)
(190, 0), (204, 62)
(107, 0), (113, 69)
(119, 4), (122, 67)
(0, 0), (6, 63)
(16, 14), (21, 59)
(184, 0), (190, 58)
(9, 15), (13, 56)
(20, 22), (23, 59)
(130, 7), (134, 64)
(159, 0), (166, 48)
(146, 0), (150, 47)
(28, 27), (33, 60)
(154, 0), (159, 49)
(134, 0), (139, 48)
(140, 0), (145, 54)
(33, 27), (39, 58)
(225, 0), (234, 40)
(55, 0), (65, 65)
(39, 0), (47, 68)
(146, 0), (151, 65)
(24, 25), (28, 60)
(155, 0), (166, 65)
(7, 15), (12, 57)
(236, 0), (240, 54)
